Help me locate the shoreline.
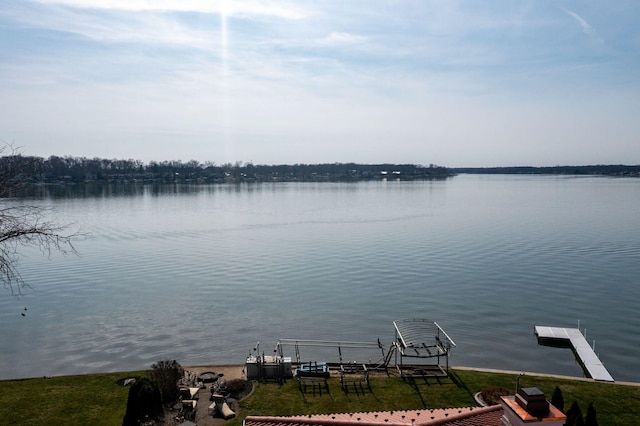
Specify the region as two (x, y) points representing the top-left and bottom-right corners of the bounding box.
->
(450, 366), (640, 387)
(3, 364), (639, 387)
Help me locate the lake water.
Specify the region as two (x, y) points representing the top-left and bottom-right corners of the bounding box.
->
(1, 175), (639, 382)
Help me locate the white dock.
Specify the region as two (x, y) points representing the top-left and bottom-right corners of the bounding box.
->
(534, 326), (614, 382)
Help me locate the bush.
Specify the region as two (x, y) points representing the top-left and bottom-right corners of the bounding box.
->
(122, 377), (163, 426)
(225, 379), (252, 400)
(150, 360), (183, 404)
(585, 402), (598, 426)
(551, 386), (564, 412)
(566, 401), (585, 426)
(480, 386), (513, 405)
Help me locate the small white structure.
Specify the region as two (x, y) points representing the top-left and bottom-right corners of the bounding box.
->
(245, 354), (292, 380)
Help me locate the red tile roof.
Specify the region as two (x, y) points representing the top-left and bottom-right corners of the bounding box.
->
(244, 405), (503, 426)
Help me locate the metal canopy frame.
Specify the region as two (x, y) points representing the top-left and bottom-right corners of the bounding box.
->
(274, 339), (384, 365)
(392, 318), (456, 377)
(258, 320), (456, 378)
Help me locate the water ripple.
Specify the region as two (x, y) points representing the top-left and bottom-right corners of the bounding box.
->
(1, 178), (639, 381)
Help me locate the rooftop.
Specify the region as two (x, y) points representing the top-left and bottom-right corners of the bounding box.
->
(244, 405), (503, 426)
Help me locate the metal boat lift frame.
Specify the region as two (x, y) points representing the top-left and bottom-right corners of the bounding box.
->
(274, 339), (385, 366)
(391, 318), (456, 378)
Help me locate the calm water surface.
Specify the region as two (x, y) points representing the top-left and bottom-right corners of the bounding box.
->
(1, 175), (639, 382)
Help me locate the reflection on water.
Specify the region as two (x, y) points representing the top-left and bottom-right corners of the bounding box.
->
(1, 176), (639, 381)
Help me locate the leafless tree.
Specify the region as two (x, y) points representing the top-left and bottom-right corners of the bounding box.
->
(0, 141), (82, 296)
(150, 359), (183, 404)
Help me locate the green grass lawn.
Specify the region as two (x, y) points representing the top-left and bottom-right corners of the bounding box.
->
(0, 371), (144, 426)
(1, 369), (639, 426)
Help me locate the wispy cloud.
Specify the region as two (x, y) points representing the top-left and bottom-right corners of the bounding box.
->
(315, 31), (367, 46)
(8, 5), (219, 50)
(563, 9), (594, 34)
(29, 0), (308, 19)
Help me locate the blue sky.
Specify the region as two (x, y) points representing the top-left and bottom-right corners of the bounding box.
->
(1, 0), (639, 167)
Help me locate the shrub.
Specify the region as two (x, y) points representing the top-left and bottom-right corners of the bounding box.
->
(150, 360), (183, 404)
(122, 377), (163, 426)
(225, 379), (252, 400)
(551, 386), (564, 412)
(566, 401), (585, 426)
(585, 402), (598, 426)
(480, 386), (513, 405)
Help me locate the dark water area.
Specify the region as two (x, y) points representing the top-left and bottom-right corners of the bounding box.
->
(1, 175), (639, 382)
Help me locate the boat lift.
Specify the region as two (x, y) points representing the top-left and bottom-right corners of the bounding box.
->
(389, 318), (456, 378)
(248, 319), (456, 380)
(274, 338), (386, 367)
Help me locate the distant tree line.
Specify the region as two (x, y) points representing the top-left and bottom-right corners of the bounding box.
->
(0, 155), (454, 189)
(453, 165), (640, 176)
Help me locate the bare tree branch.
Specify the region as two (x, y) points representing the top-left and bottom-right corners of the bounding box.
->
(0, 142), (84, 296)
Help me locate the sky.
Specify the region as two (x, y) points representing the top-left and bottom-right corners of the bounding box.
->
(1, 1), (639, 167)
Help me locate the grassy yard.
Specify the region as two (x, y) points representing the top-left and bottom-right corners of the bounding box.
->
(1, 369), (639, 425)
(0, 371), (145, 426)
